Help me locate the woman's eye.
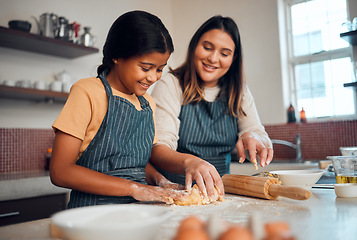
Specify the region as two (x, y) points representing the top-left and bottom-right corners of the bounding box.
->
(157, 69), (163, 73)
(141, 67), (150, 72)
(204, 46), (212, 51)
(221, 53), (228, 57)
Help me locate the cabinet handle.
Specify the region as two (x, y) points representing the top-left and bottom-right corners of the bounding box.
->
(0, 212), (20, 218)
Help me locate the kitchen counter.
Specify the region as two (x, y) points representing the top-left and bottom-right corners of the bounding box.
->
(0, 189), (356, 240)
(0, 171), (69, 201)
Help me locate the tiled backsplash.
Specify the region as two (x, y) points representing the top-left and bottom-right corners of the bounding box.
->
(265, 119), (357, 160)
(1, 119), (356, 173)
(0, 129), (54, 173)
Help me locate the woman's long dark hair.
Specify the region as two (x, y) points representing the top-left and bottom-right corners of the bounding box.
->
(172, 15), (245, 117)
(97, 10), (174, 75)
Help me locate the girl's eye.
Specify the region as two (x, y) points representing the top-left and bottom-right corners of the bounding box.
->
(157, 69), (163, 73)
(221, 53), (228, 57)
(204, 46), (212, 51)
(141, 67), (150, 72)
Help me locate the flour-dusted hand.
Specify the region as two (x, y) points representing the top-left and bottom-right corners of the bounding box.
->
(236, 131), (274, 167)
(183, 155), (225, 201)
(131, 184), (188, 204)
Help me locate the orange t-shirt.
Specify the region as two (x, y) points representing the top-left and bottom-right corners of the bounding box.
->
(52, 76), (157, 158)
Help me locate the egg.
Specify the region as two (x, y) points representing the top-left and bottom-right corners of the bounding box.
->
(218, 225), (254, 240)
(264, 221), (293, 240)
(177, 215), (205, 232)
(174, 229), (210, 240)
(174, 216), (209, 240)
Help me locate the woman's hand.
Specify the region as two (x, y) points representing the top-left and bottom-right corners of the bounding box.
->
(236, 131), (274, 167)
(131, 184), (187, 204)
(183, 155), (224, 201)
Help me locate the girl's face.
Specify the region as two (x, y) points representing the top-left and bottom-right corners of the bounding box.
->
(111, 51), (170, 95)
(194, 29), (235, 88)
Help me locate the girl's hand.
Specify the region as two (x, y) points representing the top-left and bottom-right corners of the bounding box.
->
(183, 156), (225, 201)
(131, 184), (187, 204)
(236, 131), (274, 167)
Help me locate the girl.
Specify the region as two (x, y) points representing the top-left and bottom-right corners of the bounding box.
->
(50, 10), (183, 208)
(150, 16), (273, 200)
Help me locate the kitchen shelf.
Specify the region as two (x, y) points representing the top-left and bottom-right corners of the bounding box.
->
(340, 30), (357, 45)
(0, 86), (68, 103)
(0, 26), (99, 58)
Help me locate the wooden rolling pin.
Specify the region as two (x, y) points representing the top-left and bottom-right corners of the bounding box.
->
(222, 174), (310, 200)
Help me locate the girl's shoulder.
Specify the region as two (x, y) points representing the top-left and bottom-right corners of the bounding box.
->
(73, 77), (104, 91)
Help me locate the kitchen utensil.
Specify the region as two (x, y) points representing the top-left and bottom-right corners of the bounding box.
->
(340, 147), (357, 156)
(32, 13), (58, 38)
(8, 20), (31, 32)
(269, 170), (324, 190)
(222, 174), (310, 200)
(334, 183), (357, 198)
(55, 16), (69, 40)
(80, 26), (96, 47)
(51, 205), (171, 240)
(49, 81), (62, 92)
(328, 156), (357, 183)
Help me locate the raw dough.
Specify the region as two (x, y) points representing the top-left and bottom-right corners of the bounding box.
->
(173, 185), (223, 206)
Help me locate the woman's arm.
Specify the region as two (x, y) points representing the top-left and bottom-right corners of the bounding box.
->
(145, 162), (185, 190)
(150, 74), (224, 199)
(236, 86), (274, 167)
(50, 130), (180, 204)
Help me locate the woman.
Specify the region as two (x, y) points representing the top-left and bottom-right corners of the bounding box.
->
(150, 15), (273, 200)
(50, 10), (184, 208)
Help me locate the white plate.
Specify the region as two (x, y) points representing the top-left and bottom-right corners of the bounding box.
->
(51, 204), (171, 240)
(270, 170), (324, 190)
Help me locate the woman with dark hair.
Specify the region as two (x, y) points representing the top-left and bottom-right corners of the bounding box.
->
(50, 10), (183, 208)
(150, 16), (273, 200)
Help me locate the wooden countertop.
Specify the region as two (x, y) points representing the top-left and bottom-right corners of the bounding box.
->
(0, 189), (356, 240)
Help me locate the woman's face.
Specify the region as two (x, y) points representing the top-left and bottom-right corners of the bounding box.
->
(111, 51), (170, 96)
(194, 29), (235, 88)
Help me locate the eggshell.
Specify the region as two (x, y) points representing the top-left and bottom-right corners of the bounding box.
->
(218, 225), (254, 240)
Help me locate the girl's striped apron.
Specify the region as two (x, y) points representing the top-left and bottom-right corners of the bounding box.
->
(67, 70), (155, 208)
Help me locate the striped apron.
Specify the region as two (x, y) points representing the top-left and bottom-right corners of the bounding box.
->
(67, 70), (155, 208)
(160, 98), (238, 185)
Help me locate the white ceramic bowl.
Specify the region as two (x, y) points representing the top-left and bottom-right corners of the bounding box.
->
(340, 147), (357, 156)
(51, 204), (171, 240)
(270, 170), (324, 190)
(334, 183), (357, 198)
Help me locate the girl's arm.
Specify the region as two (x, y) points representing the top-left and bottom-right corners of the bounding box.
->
(50, 130), (180, 204)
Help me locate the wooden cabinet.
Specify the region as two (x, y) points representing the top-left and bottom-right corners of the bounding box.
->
(0, 193), (67, 227)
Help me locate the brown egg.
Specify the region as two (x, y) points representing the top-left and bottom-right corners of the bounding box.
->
(177, 216), (205, 232)
(264, 221), (293, 239)
(218, 225), (254, 240)
(174, 229), (210, 240)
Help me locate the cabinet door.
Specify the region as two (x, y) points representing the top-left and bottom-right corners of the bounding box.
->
(0, 193), (67, 226)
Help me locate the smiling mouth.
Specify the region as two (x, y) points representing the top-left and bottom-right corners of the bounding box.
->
(139, 81), (150, 89)
(202, 62), (218, 71)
